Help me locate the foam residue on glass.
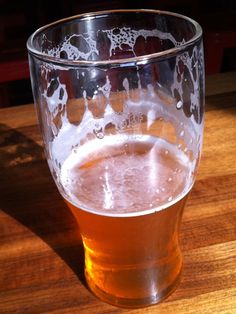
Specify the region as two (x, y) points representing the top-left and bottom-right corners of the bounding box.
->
(101, 28), (181, 57)
(43, 27), (181, 61)
(40, 25), (204, 192)
(44, 33), (99, 60)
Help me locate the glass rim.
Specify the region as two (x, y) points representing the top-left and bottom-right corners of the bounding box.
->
(27, 9), (203, 67)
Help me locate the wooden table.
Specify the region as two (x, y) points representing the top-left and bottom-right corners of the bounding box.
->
(0, 72), (236, 313)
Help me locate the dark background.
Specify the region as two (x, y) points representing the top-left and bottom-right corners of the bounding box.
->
(1, 0), (236, 107)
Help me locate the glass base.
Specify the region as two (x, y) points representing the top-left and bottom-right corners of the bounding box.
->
(85, 266), (182, 309)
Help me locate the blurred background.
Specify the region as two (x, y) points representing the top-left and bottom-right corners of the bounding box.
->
(1, 0), (236, 107)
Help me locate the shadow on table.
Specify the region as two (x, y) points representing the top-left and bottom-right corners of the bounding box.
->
(0, 123), (85, 285)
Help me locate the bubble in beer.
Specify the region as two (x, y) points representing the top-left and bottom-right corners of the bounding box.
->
(93, 127), (104, 139)
(176, 101), (183, 109)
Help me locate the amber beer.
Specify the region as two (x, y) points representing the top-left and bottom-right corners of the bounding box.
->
(60, 134), (193, 307)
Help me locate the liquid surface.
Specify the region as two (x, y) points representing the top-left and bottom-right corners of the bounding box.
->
(60, 135), (193, 216)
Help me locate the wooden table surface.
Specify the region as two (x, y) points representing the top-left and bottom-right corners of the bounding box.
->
(0, 72), (236, 313)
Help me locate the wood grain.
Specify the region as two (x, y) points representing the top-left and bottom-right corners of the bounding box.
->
(0, 72), (236, 313)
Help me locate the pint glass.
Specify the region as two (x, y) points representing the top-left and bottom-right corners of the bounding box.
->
(27, 10), (204, 308)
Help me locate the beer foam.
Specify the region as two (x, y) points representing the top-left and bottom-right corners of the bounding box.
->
(46, 77), (200, 177)
(60, 134), (194, 217)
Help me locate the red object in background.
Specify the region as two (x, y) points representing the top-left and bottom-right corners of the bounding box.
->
(0, 5), (30, 107)
(0, 0), (236, 106)
(0, 59), (29, 84)
(204, 30), (236, 75)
